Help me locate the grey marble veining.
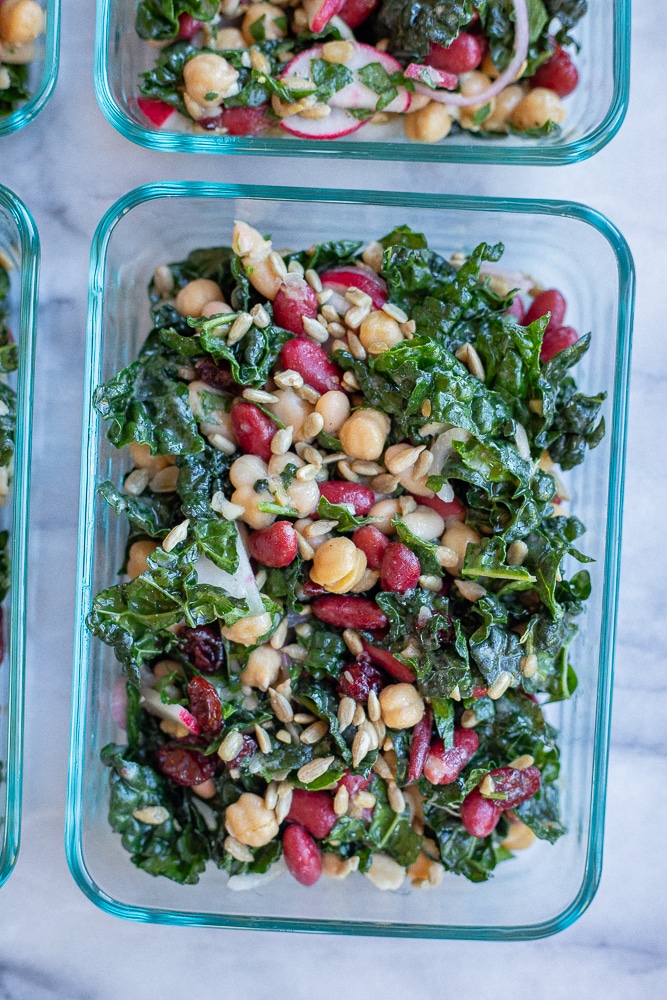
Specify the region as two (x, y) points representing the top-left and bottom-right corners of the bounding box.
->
(0, 2), (664, 997)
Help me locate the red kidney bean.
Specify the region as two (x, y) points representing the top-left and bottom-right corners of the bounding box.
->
(381, 542), (421, 593)
(177, 13), (203, 39)
(282, 824), (322, 886)
(531, 47), (579, 97)
(460, 788), (503, 838)
(339, 772), (371, 797)
(287, 789), (338, 838)
(178, 624), (223, 674)
(312, 595), (388, 630)
(194, 357), (243, 395)
(540, 325), (579, 363)
(156, 742), (218, 786)
(412, 494), (466, 521)
(339, 0), (379, 30)
(361, 640), (416, 683)
(186, 676), (223, 735)
(408, 706), (433, 782)
(280, 338), (341, 394)
(273, 277), (319, 336)
(318, 481), (375, 515)
(219, 104), (272, 136)
(230, 401), (277, 462)
(487, 766), (541, 808)
(426, 32), (484, 74)
(423, 728), (480, 785)
(523, 289), (567, 331)
(302, 580), (326, 597)
(337, 660), (384, 701)
(352, 524), (389, 569)
(247, 521), (298, 568)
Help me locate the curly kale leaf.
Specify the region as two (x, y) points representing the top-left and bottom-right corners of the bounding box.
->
(376, 0), (476, 59)
(0, 64), (30, 117)
(135, 0), (219, 41)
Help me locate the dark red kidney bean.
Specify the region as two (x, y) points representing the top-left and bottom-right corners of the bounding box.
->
(280, 338), (341, 394)
(505, 296), (526, 323)
(487, 766), (541, 808)
(282, 824), (322, 886)
(226, 734), (257, 770)
(361, 640), (416, 683)
(230, 401), (277, 462)
(531, 47), (579, 97)
(286, 789), (338, 838)
(220, 104), (272, 136)
(381, 542), (421, 593)
(156, 742), (218, 786)
(302, 580), (326, 597)
(540, 325), (579, 363)
(423, 728), (480, 785)
(461, 788), (503, 838)
(337, 660), (384, 702)
(318, 480), (375, 515)
(472, 685), (488, 699)
(339, 0), (379, 30)
(412, 493), (466, 521)
(186, 676), (223, 735)
(273, 277), (319, 336)
(408, 706), (433, 782)
(523, 289), (567, 331)
(352, 525), (389, 570)
(178, 624), (223, 674)
(177, 13), (202, 39)
(426, 32), (484, 74)
(247, 521), (298, 568)
(312, 595), (388, 630)
(194, 357), (243, 395)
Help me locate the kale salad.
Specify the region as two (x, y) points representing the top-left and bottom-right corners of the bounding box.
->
(134, 0), (586, 144)
(89, 220), (604, 890)
(0, 1), (46, 118)
(0, 255), (18, 663)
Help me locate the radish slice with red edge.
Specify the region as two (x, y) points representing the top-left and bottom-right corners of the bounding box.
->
(405, 63), (458, 91)
(412, 0), (529, 108)
(140, 686), (200, 735)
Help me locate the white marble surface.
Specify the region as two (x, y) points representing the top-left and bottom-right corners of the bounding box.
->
(0, 2), (664, 996)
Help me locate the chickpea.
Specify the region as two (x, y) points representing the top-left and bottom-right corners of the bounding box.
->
(126, 540), (159, 579)
(231, 484), (275, 529)
(403, 91), (431, 114)
(484, 84), (524, 132)
(310, 537), (367, 593)
(403, 102), (453, 144)
(267, 387), (314, 443)
(358, 310), (403, 352)
(268, 450), (304, 476)
(175, 278), (225, 318)
(315, 390), (350, 435)
(128, 441), (172, 476)
(232, 221), (283, 300)
(510, 88), (566, 131)
(230, 453), (268, 489)
(241, 3), (288, 46)
(339, 408), (390, 461)
(201, 299), (232, 319)
(192, 779), (217, 800)
(401, 506), (445, 541)
(183, 53), (240, 109)
(286, 477), (320, 517)
(378, 683), (425, 730)
(213, 27), (245, 50)
(221, 612), (273, 647)
(440, 521), (481, 574)
(0, 0), (44, 46)
(369, 498), (400, 535)
(240, 644), (282, 691)
(225, 792), (279, 847)
(457, 71), (496, 131)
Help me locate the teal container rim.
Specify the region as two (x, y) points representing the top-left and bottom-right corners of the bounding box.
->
(68, 182), (634, 936)
(0, 183), (38, 886)
(94, 0), (630, 164)
(0, 0), (60, 138)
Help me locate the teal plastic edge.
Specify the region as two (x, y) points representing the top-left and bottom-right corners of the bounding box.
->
(0, 0), (60, 138)
(0, 184), (38, 887)
(94, 0), (630, 164)
(67, 183), (634, 937)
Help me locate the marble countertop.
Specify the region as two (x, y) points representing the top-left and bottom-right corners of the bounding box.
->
(0, 2), (664, 997)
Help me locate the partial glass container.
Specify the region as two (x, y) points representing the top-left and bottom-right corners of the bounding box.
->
(68, 183), (633, 936)
(94, 0), (629, 163)
(0, 184), (37, 886)
(0, 0), (59, 137)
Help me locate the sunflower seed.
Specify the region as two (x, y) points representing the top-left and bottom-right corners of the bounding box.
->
(218, 729), (243, 762)
(300, 720), (329, 744)
(269, 687), (294, 723)
(225, 836), (254, 863)
(351, 730), (371, 768)
(242, 387), (278, 404)
(337, 696), (356, 731)
(333, 784), (349, 816)
(254, 724), (272, 754)
(387, 782), (405, 814)
(297, 756), (335, 784)
(228, 312), (253, 345)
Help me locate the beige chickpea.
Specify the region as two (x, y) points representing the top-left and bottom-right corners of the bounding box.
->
(183, 53), (240, 108)
(510, 88), (566, 131)
(230, 453), (268, 489)
(231, 485), (275, 530)
(200, 299), (233, 319)
(378, 684), (425, 730)
(225, 792), (279, 847)
(221, 612), (273, 647)
(358, 310), (403, 353)
(213, 27), (245, 50)
(126, 540), (159, 579)
(268, 451), (304, 476)
(369, 498), (400, 535)
(128, 441), (172, 476)
(232, 221), (283, 301)
(484, 84), (524, 132)
(310, 537), (367, 593)
(339, 408), (390, 461)
(267, 387), (314, 443)
(0, 0), (44, 46)
(403, 91), (431, 114)
(240, 644), (282, 691)
(175, 278), (224, 318)
(315, 390), (350, 435)
(286, 478), (320, 517)
(440, 521), (481, 574)
(364, 853), (406, 891)
(457, 71), (496, 131)
(241, 3), (287, 46)
(401, 506), (445, 541)
(403, 102), (453, 144)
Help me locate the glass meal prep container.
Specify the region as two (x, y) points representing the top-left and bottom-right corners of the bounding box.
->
(0, 0), (59, 137)
(0, 184), (37, 886)
(67, 182), (633, 937)
(94, 0), (629, 163)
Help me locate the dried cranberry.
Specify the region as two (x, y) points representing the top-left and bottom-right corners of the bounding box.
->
(540, 325), (579, 362)
(226, 734), (258, 770)
(194, 357), (243, 395)
(279, 338), (341, 394)
(177, 13), (202, 39)
(219, 104), (272, 136)
(523, 288), (567, 331)
(426, 32), (484, 74)
(156, 742), (218, 786)
(247, 521), (298, 568)
(338, 772), (371, 797)
(318, 481), (375, 515)
(178, 624), (223, 674)
(187, 676), (223, 735)
(337, 661), (384, 702)
(531, 47), (579, 98)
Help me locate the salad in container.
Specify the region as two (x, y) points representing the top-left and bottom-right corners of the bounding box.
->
(0, 1), (46, 116)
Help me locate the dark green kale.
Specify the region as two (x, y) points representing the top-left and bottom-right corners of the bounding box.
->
(0, 64), (30, 117)
(376, 0), (476, 59)
(135, 0), (219, 42)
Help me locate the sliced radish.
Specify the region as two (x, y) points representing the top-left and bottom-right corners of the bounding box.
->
(405, 63), (458, 91)
(137, 97), (175, 128)
(303, 0), (346, 33)
(321, 265), (388, 309)
(328, 44), (410, 112)
(140, 686), (200, 735)
(280, 104), (369, 140)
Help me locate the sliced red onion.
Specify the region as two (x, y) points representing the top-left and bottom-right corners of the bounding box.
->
(413, 0), (529, 108)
